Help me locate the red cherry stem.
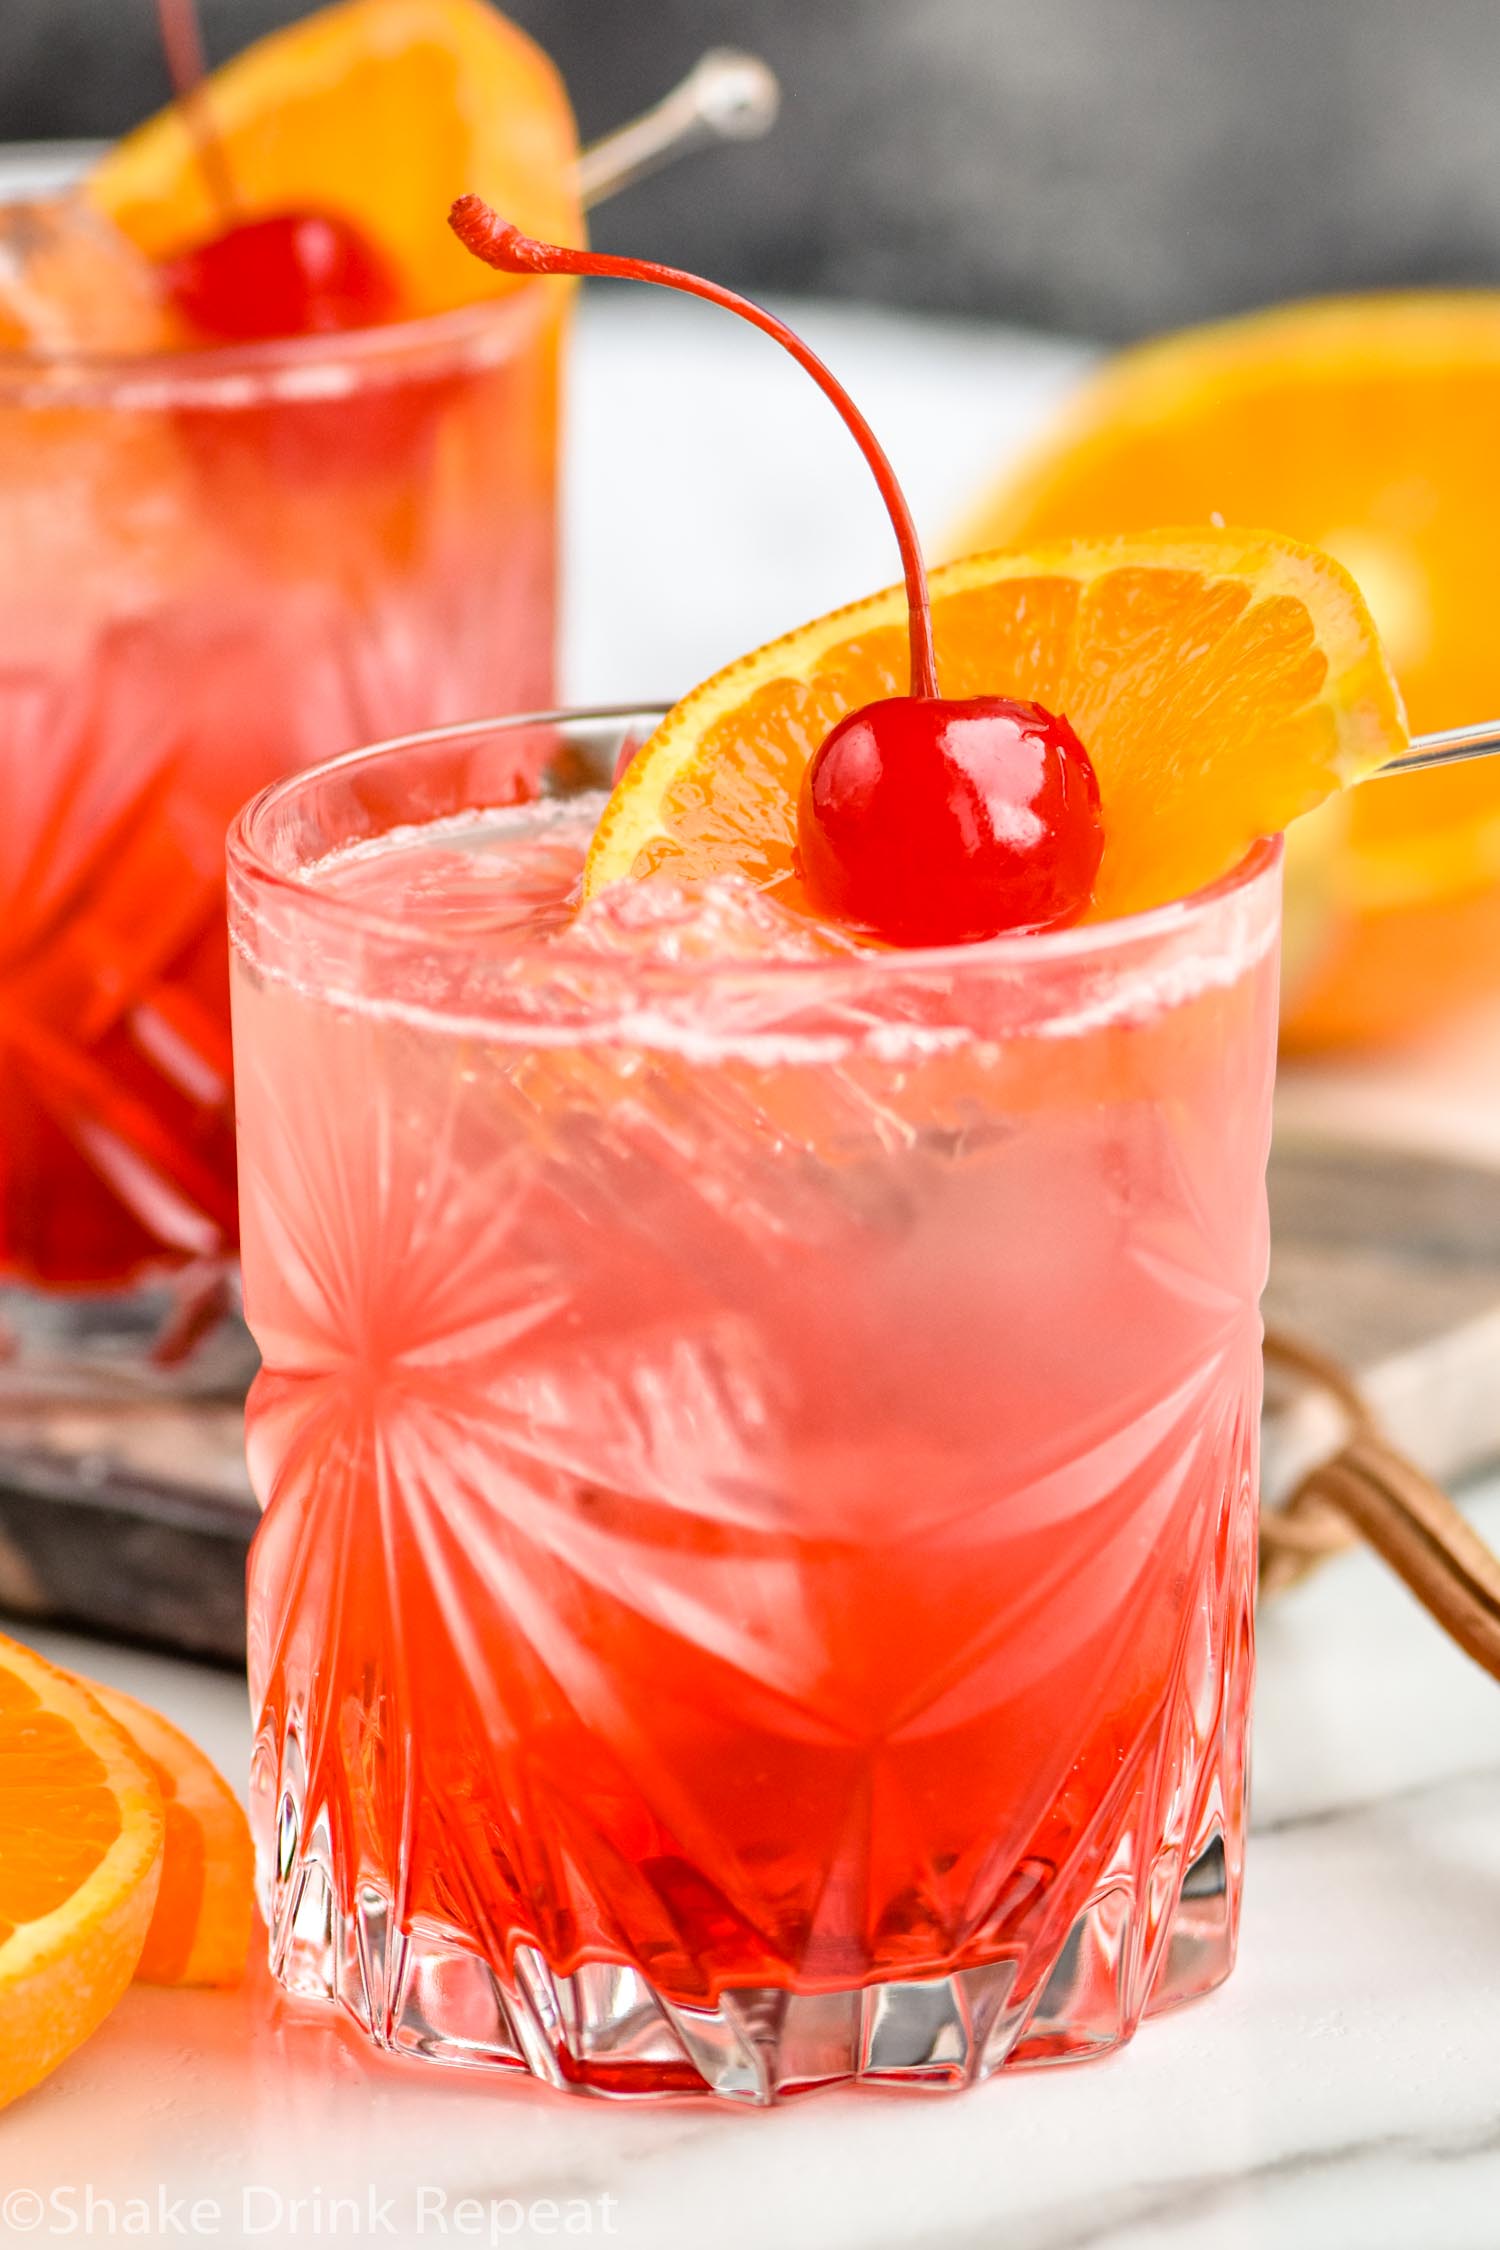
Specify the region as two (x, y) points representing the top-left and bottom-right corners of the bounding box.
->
(155, 0), (238, 223)
(449, 196), (939, 703)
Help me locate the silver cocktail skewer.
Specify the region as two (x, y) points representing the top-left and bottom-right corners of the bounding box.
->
(1377, 716), (1500, 779)
(577, 51), (780, 211)
(0, 51), (782, 213)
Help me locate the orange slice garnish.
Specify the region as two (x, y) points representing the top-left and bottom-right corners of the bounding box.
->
(86, 0), (581, 318)
(585, 530), (1407, 923)
(0, 1634), (164, 2111)
(89, 1683), (254, 1989)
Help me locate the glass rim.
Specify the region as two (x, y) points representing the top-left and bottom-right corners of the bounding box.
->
(0, 282), (553, 404)
(0, 139), (556, 403)
(227, 704), (1286, 983)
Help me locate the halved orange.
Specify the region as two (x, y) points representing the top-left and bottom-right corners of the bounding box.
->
(86, 0), (581, 318)
(585, 529), (1407, 923)
(955, 295), (1500, 1038)
(89, 1683), (254, 1990)
(0, 1634), (164, 2111)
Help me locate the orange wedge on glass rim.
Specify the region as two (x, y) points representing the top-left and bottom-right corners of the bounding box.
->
(584, 529), (1408, 925)
(86, 0), (582, 319)
(953, 296), (1500, 1041)
(0, 1634), (164, 2112)
(88, 1682), (254, 1990)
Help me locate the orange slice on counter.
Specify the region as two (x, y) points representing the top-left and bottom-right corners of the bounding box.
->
(0, 1634), (164, 2111)
(86, 0), (581, 318)
(89, 1683), (254, 1989)
(954, 295), (1500, 1038)
(584, 529), (1407, 923)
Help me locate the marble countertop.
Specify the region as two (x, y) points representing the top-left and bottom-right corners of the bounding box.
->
(4, 293), (1500, 2247)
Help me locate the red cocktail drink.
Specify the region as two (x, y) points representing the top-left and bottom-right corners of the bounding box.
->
(0, 267), (562, 1305)
(0, 0), (579, 1346)
(231, 712), (1278, 2100)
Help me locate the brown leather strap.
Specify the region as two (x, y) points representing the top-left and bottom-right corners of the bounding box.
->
(1262, 1327), (1500, 1682)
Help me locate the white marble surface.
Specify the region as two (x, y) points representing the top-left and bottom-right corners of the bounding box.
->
(3, 293), (1500, 2246)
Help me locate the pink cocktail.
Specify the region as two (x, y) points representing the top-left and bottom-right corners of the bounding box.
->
(229, 710), (1278, 2103)
(0, 243), (562, 1323)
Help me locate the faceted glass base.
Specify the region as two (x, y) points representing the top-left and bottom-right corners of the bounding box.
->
(254, 1440), (1255, 2102)
(254, 1439), (1257, 2103)
(263, 1830), (1236, 2104)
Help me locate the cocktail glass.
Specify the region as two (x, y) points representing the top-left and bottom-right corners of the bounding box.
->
(0, 155), (564, 1379)
(229, 708), (1280, 2102)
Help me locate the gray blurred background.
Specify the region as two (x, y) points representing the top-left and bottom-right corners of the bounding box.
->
(3, 0), (1499, 338)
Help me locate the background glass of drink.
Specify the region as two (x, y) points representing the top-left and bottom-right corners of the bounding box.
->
(229, 709), (1280, 2103)
(0, 160), (564, 1376)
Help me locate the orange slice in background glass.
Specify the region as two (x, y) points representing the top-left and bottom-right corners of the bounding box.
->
(88, 1682), (254, 1990)
(86, 0), (582, 319)
(954, 296), (1500, 1042)
(0, 1635), (164, 2111)
(584, 529), (1407, 924)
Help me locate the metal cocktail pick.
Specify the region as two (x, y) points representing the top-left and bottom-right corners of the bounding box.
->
(577, 51), (781, 211)
(1378, 715), (1500, 778)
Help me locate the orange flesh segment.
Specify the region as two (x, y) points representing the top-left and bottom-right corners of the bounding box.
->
(585, 530), (1407, 923)
(86, 0), (582, 319)
(0, 1635), (164, 2112)
(0, 1666), (124, 1942)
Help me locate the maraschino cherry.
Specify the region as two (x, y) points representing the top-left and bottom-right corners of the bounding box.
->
(164, 211), (401, 343)
(449, 197), (1105, 945)
(153, 0), (400, 344)
(797, 694), (1101, 945)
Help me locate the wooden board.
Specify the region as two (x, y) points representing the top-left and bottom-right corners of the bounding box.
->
(1262, 1137), (1500, 1501)
(1, 1135), (1497, 1664)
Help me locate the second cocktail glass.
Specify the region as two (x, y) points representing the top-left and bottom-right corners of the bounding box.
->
(229, 709), (1279, 2102)
(0, 219), (563, 1351)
